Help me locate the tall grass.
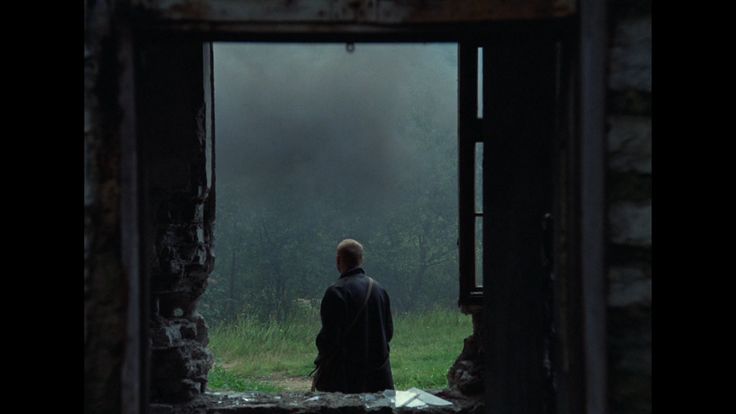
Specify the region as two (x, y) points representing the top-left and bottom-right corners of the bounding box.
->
(390, 308), (472, 390)
(207, 306), (471, 392)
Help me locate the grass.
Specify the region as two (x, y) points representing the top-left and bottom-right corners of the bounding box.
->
(207, 364), (281, 393)
(390, 309), (472, 390)
(206, 306), (472, 392)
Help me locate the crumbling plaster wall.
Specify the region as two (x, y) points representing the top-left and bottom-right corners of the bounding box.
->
(604, 1), (652, 413)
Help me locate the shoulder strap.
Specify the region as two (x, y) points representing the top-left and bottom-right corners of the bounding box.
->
(344, 277), (374, 334)
(310, 277), (375, 378)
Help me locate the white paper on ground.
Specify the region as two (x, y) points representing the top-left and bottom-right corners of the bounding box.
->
(392, 388), (453, 408)
(394, 390), (425, 407)
(407, 388), (453, 407)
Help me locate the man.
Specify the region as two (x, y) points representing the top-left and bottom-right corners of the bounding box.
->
(313, 239), (394, 393)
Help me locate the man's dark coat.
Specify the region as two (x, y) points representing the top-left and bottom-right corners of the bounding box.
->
(314, 267), (394, 393)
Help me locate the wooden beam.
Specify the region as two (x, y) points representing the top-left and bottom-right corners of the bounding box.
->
(132, 0), (576, 29)
(119, 19), (144, 414)
(458, 43), (479, 311)
(579, 0), (608, 412)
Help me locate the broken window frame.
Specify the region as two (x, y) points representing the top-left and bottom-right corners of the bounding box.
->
(458, 43), (484, 312)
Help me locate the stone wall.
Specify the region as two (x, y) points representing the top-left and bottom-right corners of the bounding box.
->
(84, 5), (216, 410)
(447, 313), (484, 396)
(605, 1), (652, 413)
(202, 390), (484, 414)
(138, 40), (216, 405)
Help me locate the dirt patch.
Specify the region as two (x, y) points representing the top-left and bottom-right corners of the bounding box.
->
(267, 375), (313, 392)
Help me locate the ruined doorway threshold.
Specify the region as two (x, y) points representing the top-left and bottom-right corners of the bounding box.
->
(200, 389), (483, 413)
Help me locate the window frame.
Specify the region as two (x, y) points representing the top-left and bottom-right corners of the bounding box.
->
(458, 43), (484, 312)
(126, 10), (595, 414)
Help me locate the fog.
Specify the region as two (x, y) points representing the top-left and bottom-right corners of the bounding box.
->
(201, 43), (459, 324)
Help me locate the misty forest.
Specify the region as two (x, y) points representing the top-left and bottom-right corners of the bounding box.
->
(199, 43), (472, 392)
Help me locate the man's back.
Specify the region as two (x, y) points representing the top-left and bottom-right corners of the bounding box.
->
(315, 267), (394, 393)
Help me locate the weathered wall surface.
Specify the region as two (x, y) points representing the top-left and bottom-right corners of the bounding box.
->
(137, 39), (216, 406)
(84, 1), (129, 413)
(85, 3), (216, 410)
(605, 1), (652, 413)
(203, 390), (484, 414)
(85, 1), (651, 412)
(447, 313), (484, 396)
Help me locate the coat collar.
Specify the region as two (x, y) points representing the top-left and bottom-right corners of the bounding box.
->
(339, 267), (365, 279)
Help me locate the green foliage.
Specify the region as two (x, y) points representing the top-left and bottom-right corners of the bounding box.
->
(207, 307), (471, 392)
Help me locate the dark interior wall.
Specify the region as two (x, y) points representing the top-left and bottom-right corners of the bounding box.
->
(84, 1), (650, 413)
(604, 1), (652, 413)
(84, 2), (132, 413)
(481, 35), (558, 414)
(137, 39), (215, 404)
(84, 2), (216, 409)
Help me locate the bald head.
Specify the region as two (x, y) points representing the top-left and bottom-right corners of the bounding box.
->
(336, 239), (364, 272)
